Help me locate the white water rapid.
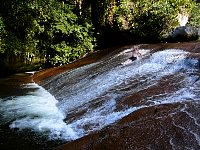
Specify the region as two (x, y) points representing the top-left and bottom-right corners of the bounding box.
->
(0, 49), (200, 143)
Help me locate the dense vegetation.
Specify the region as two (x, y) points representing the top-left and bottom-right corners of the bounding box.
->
(188, 1), (200, 27)
(0, 0), (199, 76)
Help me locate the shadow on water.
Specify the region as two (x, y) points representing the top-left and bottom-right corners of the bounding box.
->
(0, 124), (65, 150)
(0, 73), (66, 150)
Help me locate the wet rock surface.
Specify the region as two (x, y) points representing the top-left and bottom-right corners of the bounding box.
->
(57, 102), (200, 150)
(34, 41), (200, 150)
(33, 46), (121, 83)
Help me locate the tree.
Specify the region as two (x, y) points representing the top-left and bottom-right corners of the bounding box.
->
(34, 0), (95, 66)
(187, 1), (200, 28)
(0, 0), (95, 68)
(114, 0), (195, 42)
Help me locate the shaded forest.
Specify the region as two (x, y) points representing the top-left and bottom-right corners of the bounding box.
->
(0, 0), (199, 76)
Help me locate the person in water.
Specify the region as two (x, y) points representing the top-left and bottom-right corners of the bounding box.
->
(121, 46), (142, 65)
(129, 46), (141, 61)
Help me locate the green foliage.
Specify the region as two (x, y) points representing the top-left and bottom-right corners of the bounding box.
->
(132, 0), (178, 39)
(0, 0), (199, 74)
(0, 0), (95, 68)
(0, 0), (40, 59)
(114, 0), (194, 40)
(187, 2), (200, 27)
(114, 0), (133, 30)
(34, 0), (95, 65)
(91, 0), (111, 28)
(0, 16), (5, 53)
(0, 17), (5, 33)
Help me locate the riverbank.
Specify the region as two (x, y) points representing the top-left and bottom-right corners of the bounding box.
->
(33, 45), (124, 83)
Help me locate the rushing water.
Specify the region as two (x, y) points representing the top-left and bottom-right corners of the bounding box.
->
(0, 47), (200, 149)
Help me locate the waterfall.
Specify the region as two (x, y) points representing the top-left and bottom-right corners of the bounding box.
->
(177, 13), (189, 26)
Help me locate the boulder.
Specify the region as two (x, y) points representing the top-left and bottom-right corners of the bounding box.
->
(165, 26), (199, 42)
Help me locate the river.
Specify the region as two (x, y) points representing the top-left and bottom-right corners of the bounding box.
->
(0, 42), (200, 150)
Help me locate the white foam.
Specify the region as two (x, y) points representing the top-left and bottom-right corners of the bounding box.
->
(53, 49), (199, 140)
(66, 98), (142, 137)
(0, 49), (199, 142)
(122, 48), (150, 55)
(0, 84), (143, 141)
(25, 71), (36, 74)
(152, 88), (196, 106)
(138, 49), (151, 56)
(0, 83), (78, 140)
(58, 49), (191, 112)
